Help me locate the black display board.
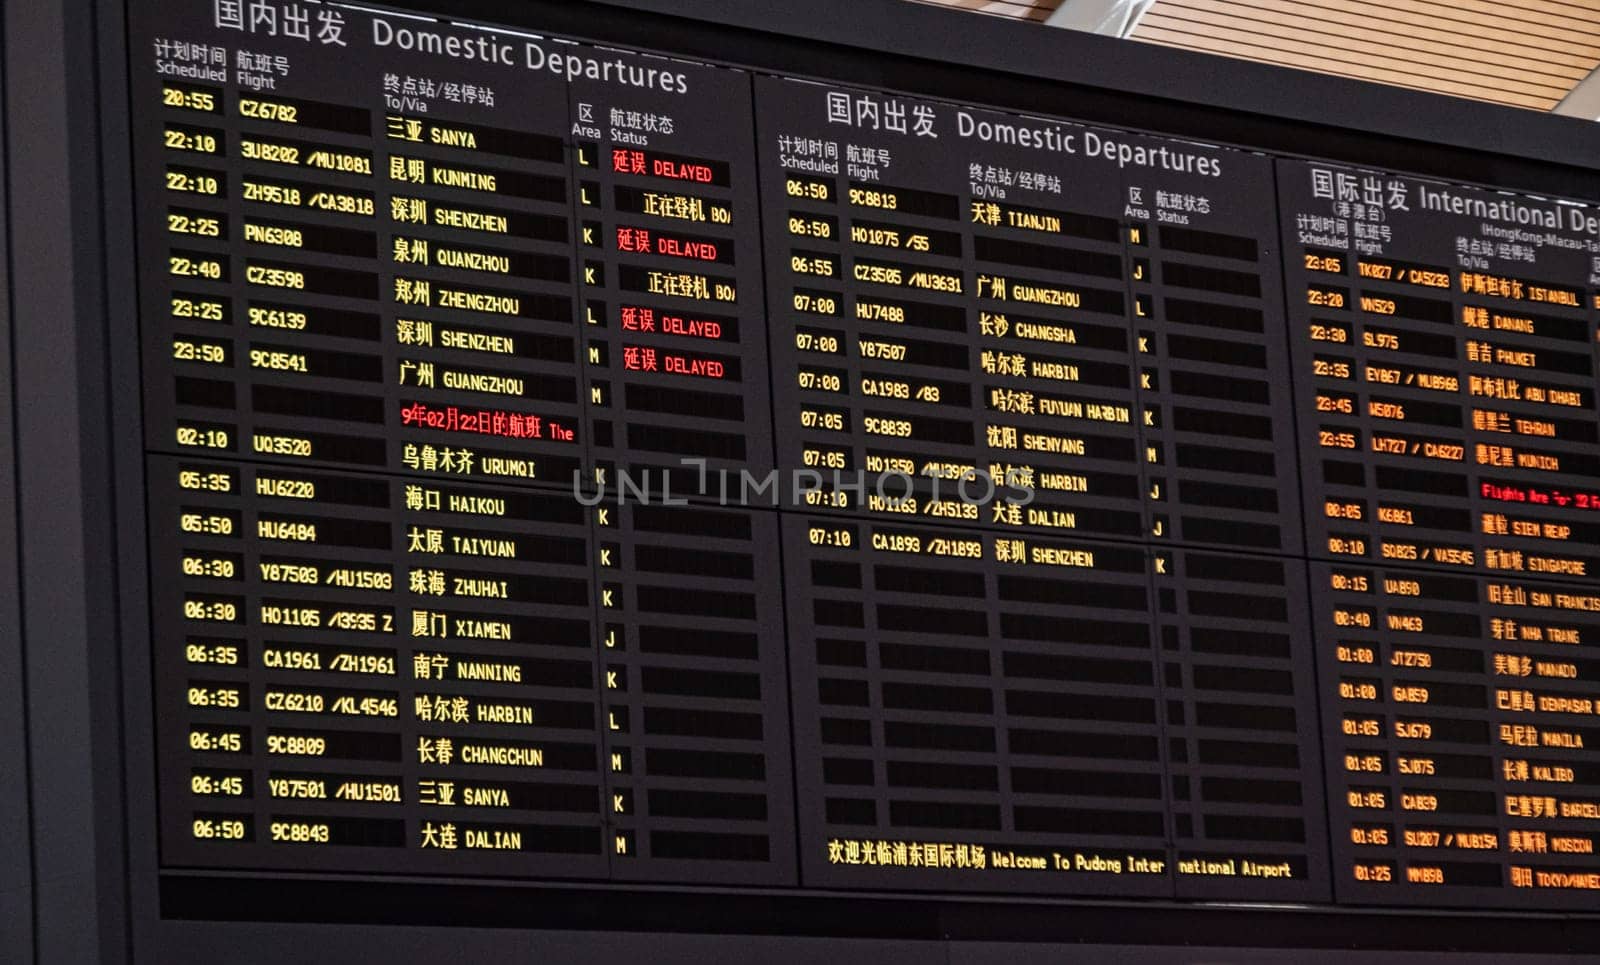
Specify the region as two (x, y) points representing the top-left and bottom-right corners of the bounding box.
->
(122, 0), (1600, 912)
(21, 0), (1600, 959)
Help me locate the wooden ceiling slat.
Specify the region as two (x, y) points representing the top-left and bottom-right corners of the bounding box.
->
(1134, 26), (1561, 109)
(1143, 8), (1586, 92)
(1144, 40), (1559, 109)
(1438, 0), (1600, 38)
(1160, 0), (1600, 72)
(1152, 0), (1600, 50)
(1138, 16), (1570, 98)
(1358, 0), (1600, 46)
(900, 0), (1600, 111)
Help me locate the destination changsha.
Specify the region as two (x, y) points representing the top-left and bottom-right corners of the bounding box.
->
(370, 18), (690, 92)
(1419, 184), (1600, 236)
(956, 111), (1222, 176)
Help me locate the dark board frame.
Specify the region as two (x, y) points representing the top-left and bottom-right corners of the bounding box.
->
(13, 0), (1600, 961)
(7, 0), (133, 962)
(0, 7), (35, 962)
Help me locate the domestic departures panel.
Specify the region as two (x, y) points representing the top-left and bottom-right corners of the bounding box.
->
(757, 77), (1325, 900)
(138, 0), (798, 884)
(129, 0), (1600, 913)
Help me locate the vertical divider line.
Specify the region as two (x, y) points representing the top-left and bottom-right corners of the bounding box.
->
(1267, 157), (1344, 900)
(744, 68), (811, 885)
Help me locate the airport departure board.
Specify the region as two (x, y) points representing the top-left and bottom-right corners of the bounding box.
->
(131, 0), (1600, 911)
